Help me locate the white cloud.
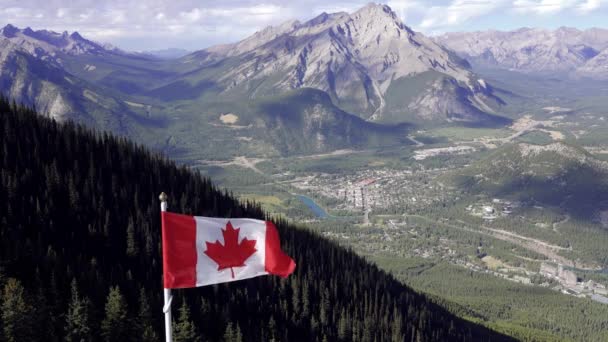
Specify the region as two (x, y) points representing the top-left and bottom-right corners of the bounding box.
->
(55, 8), (68, 18)
(179, 8), (202, 22)
(206, 4), (288, 23)
(0, 0), (604, 50)
(420, 0), (507, 30)
(104, 9), (127, 24)
(577, 0), (603, 13)
(386, 0), (424, 23)
(512, 0), (597, 14)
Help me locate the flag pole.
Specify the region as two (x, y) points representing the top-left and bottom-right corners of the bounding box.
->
(159, 192), (173, 342)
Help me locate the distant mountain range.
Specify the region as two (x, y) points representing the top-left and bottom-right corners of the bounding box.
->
(0, 5), (512, 157)
(0, 23), (151, 128)
(6, 5), (607, 157)
(436, 27), (608, 79)
(143, 48), (191, 59)
(0, 23), (130, 59)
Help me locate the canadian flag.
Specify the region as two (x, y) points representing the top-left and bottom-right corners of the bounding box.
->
(161, 212), (296, 288)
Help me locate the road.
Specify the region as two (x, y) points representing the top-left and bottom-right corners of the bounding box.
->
(553, 215), (570, 233)
(404, 214), (598, 270)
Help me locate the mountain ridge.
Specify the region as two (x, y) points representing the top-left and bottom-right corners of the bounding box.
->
(448, 141), (608, 221)
(0, 23), (132, 60)
(436, 27), (608, 78)
(0, 4), (510, 159)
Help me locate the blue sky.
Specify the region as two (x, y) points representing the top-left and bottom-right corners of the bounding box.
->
(0, 0), (606, 51)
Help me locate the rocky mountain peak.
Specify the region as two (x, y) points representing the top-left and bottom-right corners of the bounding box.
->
(355, 2), (398, 19)
(0, 24), (19, 38)
(305, 12), (332, 26)
(186, 3), (500, 125)
(69, 31), (84, 41)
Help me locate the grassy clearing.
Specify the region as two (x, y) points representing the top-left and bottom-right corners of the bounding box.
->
(239, 194), (284, 207)
(428, 127), (511, 141)
(481, 255), (505, 270)
(515, 130), (553, 145)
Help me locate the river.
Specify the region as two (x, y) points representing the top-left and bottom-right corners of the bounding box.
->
(296, 195), (328, 218)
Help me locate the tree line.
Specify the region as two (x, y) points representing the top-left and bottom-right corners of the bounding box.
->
(0, 96), (513, 341)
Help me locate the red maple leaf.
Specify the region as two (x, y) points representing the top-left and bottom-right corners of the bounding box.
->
(204, 221), (257, 278)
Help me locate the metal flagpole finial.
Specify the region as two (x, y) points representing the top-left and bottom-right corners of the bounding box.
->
(159, 192), (168, 202)
(159, 192), (168, 212)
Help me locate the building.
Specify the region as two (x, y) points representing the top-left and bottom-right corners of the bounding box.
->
(540, 262), (558, 277)
(552, 264), (578, 286)
(591, 294), (608, 304)
(560, 270), (578, 286)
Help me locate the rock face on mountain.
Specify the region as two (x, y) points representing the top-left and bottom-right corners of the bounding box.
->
(0, 25), (139, 125)
(436, 27), (608, 78)
(0, 24), (125, 63)
(252, 88), (411, 154)
(0, 38), (74, 120)
(183, 3), (504, 125)
(577, 47), (608, 79)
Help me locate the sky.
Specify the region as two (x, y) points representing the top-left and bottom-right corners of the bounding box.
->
(0, 0), (607, 51)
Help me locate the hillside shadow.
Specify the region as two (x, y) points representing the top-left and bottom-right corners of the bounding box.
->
(123, 109), (170, 128)
(145, 80), (217, 101)
(485, 164), (608, 223)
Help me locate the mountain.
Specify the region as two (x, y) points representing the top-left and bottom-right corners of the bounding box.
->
(143, 48), (191, 59)
(0, 38), (132, 127)
(0, 5), (510, 159)
(0, 97), (513, 341)
(436, 27), (608, 78)
(0, 25), (402, 157)
(250, 88), (410, 155)
(0, 24), (127, 62)
(180, 3), (505, 125)
(449, 142), (608, 219)
(0, 38), (74, 121)
(0, 24), (151, 129)
(577, 47), (608, 79)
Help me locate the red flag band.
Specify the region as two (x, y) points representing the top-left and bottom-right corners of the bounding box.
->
(161, 212), (296, 288)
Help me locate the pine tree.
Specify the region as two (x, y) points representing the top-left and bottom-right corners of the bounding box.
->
(126, 217), (138, 257)
(173, 300), (199, 342)
(391, 309), (404, 342)
(65, 279), (91, 342)
(137, 288), (159, 342)
(1, 278), (33, 342)
(337, 309), (349, 340)
(33, 285), (54, 342)
(268, 316), (277, 342)
(223, 322), (234, 342)
(0, 267), (5, 287)
(101, 286), (129, 341)
(234, 323), (243, 342)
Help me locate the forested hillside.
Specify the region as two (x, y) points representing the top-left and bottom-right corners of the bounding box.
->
(0, 96), (512, 341)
